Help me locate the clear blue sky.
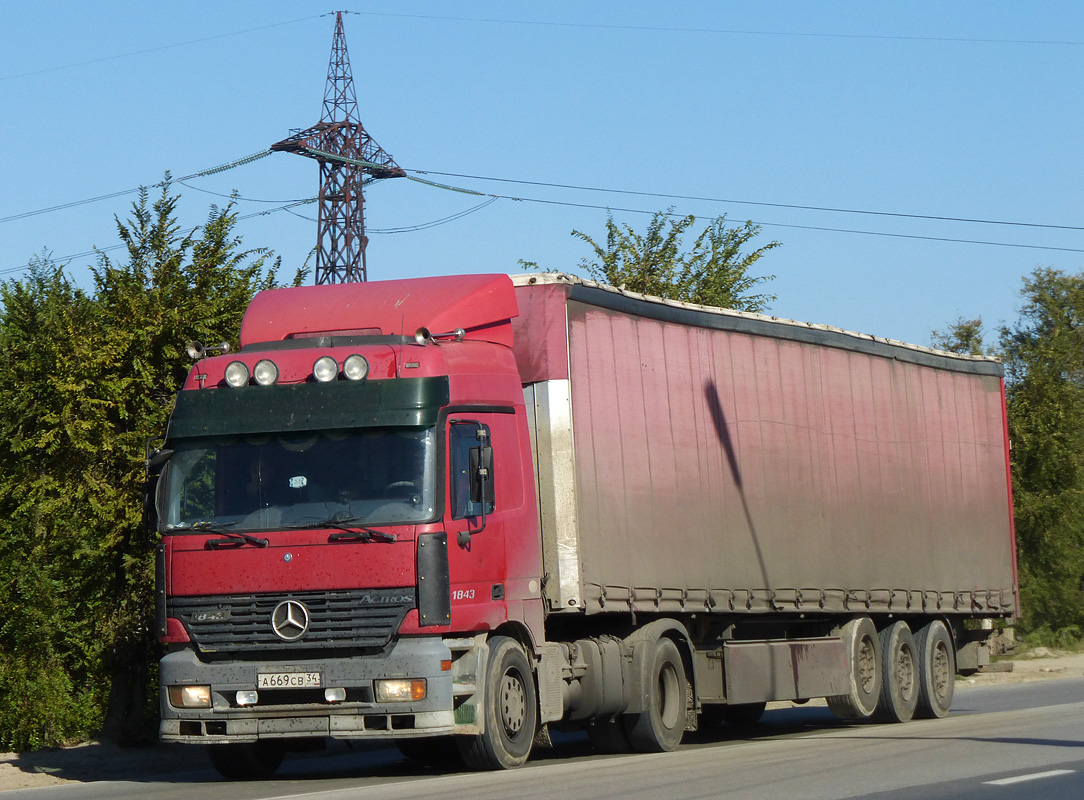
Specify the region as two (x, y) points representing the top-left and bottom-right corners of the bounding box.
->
(3, 2), (1082, 348)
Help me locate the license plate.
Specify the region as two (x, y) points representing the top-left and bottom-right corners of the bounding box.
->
(257, 671), (322, 689)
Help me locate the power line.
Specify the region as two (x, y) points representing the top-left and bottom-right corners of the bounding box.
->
(6, 148), (1083, 278)
(0, 151), (272, 225)
(1, 15), (326, 81)
(176, 181), (312, 205)
(476, 193), (1084, 255)
(411, 169), (1084, 233)
(0, 200), (316, 277)
(347, 10), (1084, 47)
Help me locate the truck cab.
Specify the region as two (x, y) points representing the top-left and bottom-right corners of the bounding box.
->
(154, 274), (543, 776)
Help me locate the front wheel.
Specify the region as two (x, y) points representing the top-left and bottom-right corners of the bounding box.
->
(207, 742), (283, 781)
(457, 635), (537, 770)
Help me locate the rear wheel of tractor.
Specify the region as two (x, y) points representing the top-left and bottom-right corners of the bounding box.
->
(207, 742), (284, 781)
(457, 635), (537, 770)
(827, 617), (882, 721)
(874, 621), (919, 722)
(624, 637), (687, 752)
(914, 620), (955, 719)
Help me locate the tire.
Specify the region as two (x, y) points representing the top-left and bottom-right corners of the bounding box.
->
(827, 617), (882, 721)
(624, 637), (687, 752)
(874, 621), (919, 723)
(206, 742), (284, 781)
(914, 620), (955, 719)
(587, 717), (633, 753)
(457, 635), (537, 770)
(396, 735), (461, 766)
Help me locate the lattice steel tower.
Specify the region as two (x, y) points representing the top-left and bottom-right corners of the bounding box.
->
(272, 11), (404, 283)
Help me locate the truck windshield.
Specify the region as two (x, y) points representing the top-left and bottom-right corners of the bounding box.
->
(159, 427), (436, 532)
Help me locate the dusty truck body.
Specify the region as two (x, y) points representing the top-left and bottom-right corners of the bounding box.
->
(152, 272), (1016, 778)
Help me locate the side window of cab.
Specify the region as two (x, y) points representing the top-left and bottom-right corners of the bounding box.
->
(449, 421), (495, 520)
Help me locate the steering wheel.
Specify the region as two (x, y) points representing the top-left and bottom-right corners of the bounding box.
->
(383, 480), (417, 498)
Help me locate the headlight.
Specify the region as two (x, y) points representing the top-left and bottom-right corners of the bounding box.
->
(343, 354), (369, 381)
(168, 685), (212, 708)
(374, 678), (426, 703)
(253, 359), (279, 386)
(313, 356), (339, 383)
(224, 361), (250, 388)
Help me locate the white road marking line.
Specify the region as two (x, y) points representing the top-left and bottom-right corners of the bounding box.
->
(983, 769), (1076, 786)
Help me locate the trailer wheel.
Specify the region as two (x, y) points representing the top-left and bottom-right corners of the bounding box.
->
(457, 635), (537, 770)
(874, 621), (919, 723)
(827, 617), (882, 721)
(206, 742), (283, 781)
(624, 637), (687, 752)
(914, 620), (955, 719)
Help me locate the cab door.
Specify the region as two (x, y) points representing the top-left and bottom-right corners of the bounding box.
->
(443, 416), (509, 631)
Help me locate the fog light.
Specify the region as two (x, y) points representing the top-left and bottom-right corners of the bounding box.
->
(343, 354), (369, 381)
(253, 359), (279, 386)
(324, 687), (347, 703)
(224, 361), (250, 388)
(375, 679), (426, 703)
(236, 690), (258, 707)
(313, 355), (338, 382)
(168, 685), (212, 708)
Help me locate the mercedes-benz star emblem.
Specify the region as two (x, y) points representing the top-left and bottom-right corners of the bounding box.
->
(270, 600), (310, 642)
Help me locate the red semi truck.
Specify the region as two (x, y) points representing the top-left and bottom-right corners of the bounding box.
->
(151, 273), (1017, 778)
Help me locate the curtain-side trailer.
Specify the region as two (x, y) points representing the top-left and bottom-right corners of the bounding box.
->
(152, 272), (1016, 778)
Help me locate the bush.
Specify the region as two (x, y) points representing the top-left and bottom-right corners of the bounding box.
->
(0, 186), (283, 751)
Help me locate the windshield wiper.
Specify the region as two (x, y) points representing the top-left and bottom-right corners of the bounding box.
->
(167, 522), (269, 549)
(288, 515), (396, 543)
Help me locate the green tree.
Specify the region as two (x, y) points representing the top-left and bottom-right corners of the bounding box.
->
(999, 268), (1084, 633)
(930, 316), (990, 356)
(0, 184), (283, 749)
(557, 210), (779, 312)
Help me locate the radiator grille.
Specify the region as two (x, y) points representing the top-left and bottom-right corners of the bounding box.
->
(170, 588), (415, 653)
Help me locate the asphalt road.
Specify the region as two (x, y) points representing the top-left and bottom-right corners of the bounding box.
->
(7, 678), (1084, 800)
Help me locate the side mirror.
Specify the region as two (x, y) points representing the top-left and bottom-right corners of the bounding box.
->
(143, 439), (173, 549)
(458, 433), (494, 547)
(469, 444), (494, 506)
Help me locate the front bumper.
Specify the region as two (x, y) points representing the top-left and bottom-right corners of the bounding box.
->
(159, 636), (454, 744)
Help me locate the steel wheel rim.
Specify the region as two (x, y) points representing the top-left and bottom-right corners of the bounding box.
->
(897, 644), (915, 699)
(500, 671), (527, 737)
(858, 636), (877, 693)
(657, 662), (681, 728)
(931, 641), (951, 699)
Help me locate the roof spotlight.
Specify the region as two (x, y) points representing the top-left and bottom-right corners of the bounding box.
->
(343, 354), (369, 381)
(253, 359), (279, 386)
(224, 361), (250, 388)
(313, 356), (339, 383)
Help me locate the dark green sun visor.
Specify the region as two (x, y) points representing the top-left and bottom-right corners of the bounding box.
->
(166, 377), (450, 439)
